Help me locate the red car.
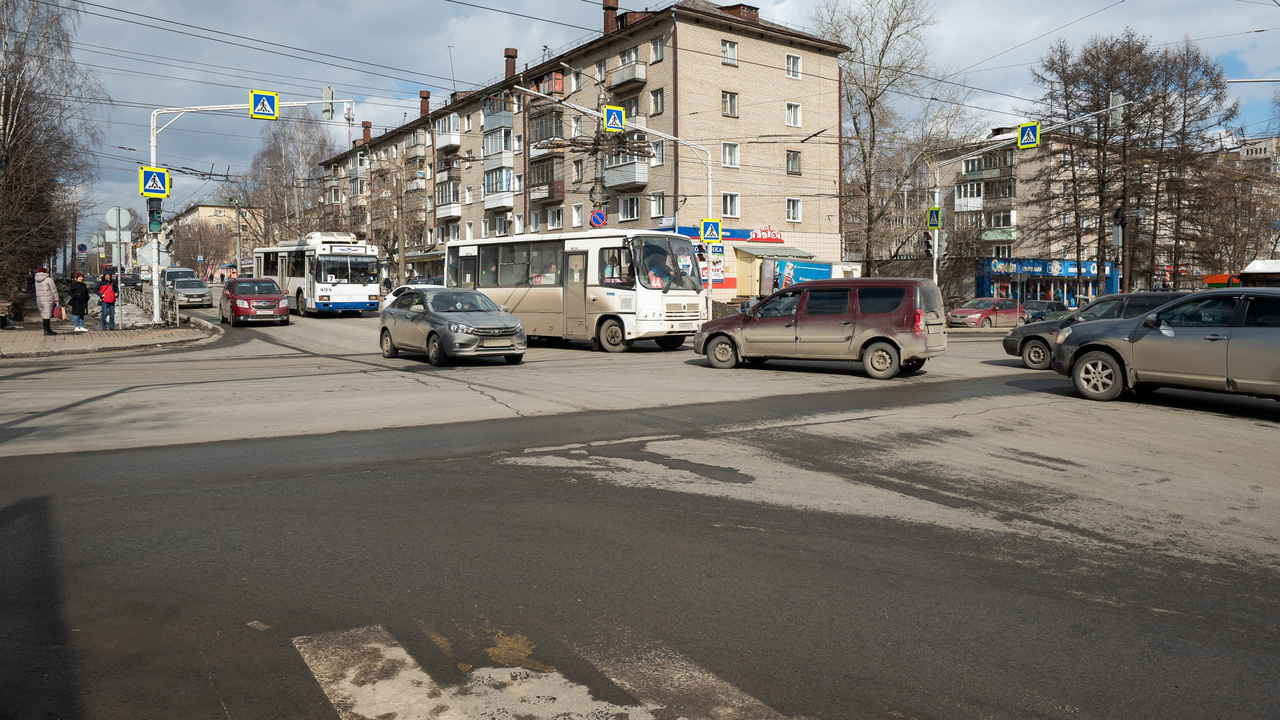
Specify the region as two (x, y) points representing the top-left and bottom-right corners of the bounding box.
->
(219, 278), (290, 326)
(946, 297), (1027, 328)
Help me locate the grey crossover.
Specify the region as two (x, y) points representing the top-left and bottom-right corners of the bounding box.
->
(1003, 291), (1188, 370)
(380, 287), (527, 366)
(1050, 288), (1280, 401)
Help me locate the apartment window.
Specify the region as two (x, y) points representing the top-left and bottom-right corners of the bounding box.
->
(573, 159), (585, 182)
(619, 47), (638, 67)
(651, 35), (665, 62)
(786, 197), (802, 222)
(435, 181), (460, 206)
(484, 168), (512, 194)
(623, 97), (640, 120)
(650, 140), (665, 166)
(481, 217), (490, 239)
(650, 89), (664, 116)
(955, 182), (981, 199)
(620, 196), (640, 221)
(596, 60), (607, 81)
(994, 244), (1013, 258)
(721, 40), (738, 66)
(530, 111), (564, 144)
(721, 142), (739, 168)
(514, 134), (523, 153)
(571, 115), (583, 137)
(483, 128), (512, 156)
(785, 53), (802, 79)
(495, 216), (511, 237)
(1060, 212), (1071, 228)
(963, 158), (981, 173)
(465, 221), (474, 240)
(786, 102), (802, 127)
(986, 178), (1015, 198)
(214, 209), (224, 217)
(465, 186), (473, 204)
(530, 211), (542, 232)
(529, 158), (559, 186)
(515, 213), (525, 234)
(721, 192), (740, 218)
(464, 113), (473, 132)
(572, 203), (584, 227)
(548, 207), (563, 229)
(786, 150), (801, 175)
(985, 211), (1013, 228)
(571, 69), (582, 92)
(214, 223), (224, 231)
(650, 192), (665, 218)
(513, 173), (524, 192)
(722, 91), (738, 117)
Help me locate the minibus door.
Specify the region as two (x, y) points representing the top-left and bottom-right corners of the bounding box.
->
(565, 252), (588, 338)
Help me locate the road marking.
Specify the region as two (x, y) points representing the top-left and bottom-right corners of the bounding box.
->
(522, 434), (679, 454)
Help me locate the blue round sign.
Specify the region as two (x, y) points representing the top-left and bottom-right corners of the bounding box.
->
(76, 243), (89, 253)
(589, 210), (607, 228)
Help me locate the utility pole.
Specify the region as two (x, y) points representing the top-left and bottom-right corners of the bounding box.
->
(235, 201), (242, 278)
(396, 175), (407, 282)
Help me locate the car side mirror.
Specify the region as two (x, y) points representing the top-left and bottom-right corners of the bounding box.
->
(410, 304), (425, 314)
(500, 305), (510, 313)
(1143, 313), (1159, 329)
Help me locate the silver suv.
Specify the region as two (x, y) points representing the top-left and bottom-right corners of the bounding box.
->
(1050, 288), (1280, 401)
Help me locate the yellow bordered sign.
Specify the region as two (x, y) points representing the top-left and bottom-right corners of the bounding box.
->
(139, 167), (170, 198)
(1017, 121), (1040, 149)
(250, 90), (279, 120)
(700, 218), (722, 243)
(603, 105), (625, 133)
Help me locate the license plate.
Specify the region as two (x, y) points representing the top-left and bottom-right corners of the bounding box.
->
(481, 338), (512, 347)
(256, 310), (274, 315)
(679, 323), (693, 330)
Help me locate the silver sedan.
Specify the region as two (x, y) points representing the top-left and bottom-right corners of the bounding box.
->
(380, 288), (527, 366)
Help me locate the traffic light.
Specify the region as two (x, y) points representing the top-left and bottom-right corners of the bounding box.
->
(923, 232), (933, 258)
(147, 198), (163, 233)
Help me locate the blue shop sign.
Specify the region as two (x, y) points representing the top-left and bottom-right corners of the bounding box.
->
(981, 257), (1112, 278)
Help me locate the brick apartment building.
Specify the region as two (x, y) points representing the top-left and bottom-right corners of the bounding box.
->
(318, 0), (848, 301)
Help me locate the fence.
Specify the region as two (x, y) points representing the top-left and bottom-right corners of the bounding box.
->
(121, 285), (182, 326)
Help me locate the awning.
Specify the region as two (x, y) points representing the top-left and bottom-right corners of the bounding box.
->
(730, 243), (816, 259)
(406, 250), (445, 260)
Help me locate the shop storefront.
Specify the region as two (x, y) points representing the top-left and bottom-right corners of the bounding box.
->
(976, 257), (1118, 306)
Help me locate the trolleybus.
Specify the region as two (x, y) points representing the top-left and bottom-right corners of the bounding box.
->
(254, 232), (382, 316)
(445, 230), (709, 351)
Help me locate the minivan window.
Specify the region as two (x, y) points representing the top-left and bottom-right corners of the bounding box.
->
(1157, 297), (1237, 327)
(755, 290), (800, 317)
(804, 290), (849, 315)
(859, 287), (907, 314)
(1078, 299), (1120, 320)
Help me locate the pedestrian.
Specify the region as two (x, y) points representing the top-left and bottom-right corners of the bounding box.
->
(34, 266), (60, 336)
(383, 276), (393, 292)
(68, 272), (90, 332)
(96, 271), (118, 330)
(219, 272), (225, 283)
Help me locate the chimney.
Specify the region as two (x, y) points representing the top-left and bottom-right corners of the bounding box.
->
(361, 121), (372, 143)
(504, 48), (518, 79)
(721, 4), (760, 22)
(419, 90), (431, 117)
(603, 0), (618, 34)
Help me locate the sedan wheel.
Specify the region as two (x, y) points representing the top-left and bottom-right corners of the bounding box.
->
(380, 329), (398, 359)
(980, 317), (993, 328)
(1021, 339), (1051, 370)
(706, 336), (738, 369)
(427, 333), (449, 367)
(1072, 350), (1124, 401)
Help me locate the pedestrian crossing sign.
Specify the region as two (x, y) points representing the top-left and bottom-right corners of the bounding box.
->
(927, 207), (941, 230)
(700, 218), (722, 243)
(1017, 121), (1040, 149)
(250, 90), (279, 120)
(603, 105), (625, 133)
(139, 166), (170, 198)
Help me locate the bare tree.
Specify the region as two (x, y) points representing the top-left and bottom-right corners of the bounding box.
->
(170, 219), (235, 278)
(809, 0), (979, 276)
(0, 0), (102, 306)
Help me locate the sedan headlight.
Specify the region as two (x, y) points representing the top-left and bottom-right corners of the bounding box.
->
(1057, 326), (1072, 343)
(235, 299), (249, 308)
(514, 321), (524, 333)
(448, 322), (477, 334)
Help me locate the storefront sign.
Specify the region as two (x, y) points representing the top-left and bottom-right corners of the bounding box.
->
(749, 224), (783, 242)
(987, 257), (1106, 277)
(709, 245), (725, 283)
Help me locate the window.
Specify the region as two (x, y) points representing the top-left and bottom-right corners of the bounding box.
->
(465, 221), (473, 240)
(214, 223), (224, 231)
(547, 207), (563, 229)
(805, 290), (848, 315)
(985, 178), (1015, 198)
(479, 245), (499, 286)
(1078, 299), (1120, 320)
(1060, 212), (1071, 228)
(596, 60), (607, 81)
(985, 211), (1013, 228)
(530, 111), (563, 144)
(785, 53), (802, 79)
(514, 213), (524, 234)
(214, 209), (224, 217)
(465, 186), (474, 204)
(573, 159), (585, 182)
(483, 128), (512, 156)
(619, 47), (638, 67)
(955, 182), (981, 199)
(529, 241), (562, 285)
(721, 40), (738, 66)
(721, 142), (739, 168)
(650, 192), (665, 218)
(481, 217), (489, 239)
(993, 244), (1012, 258)
(858, 287), (907, 314)
(572, 203), (584, 227)
(484, 168), (512, 194)
(786, 102), (802, 127)
(530, 211), (541, 232)
(786, 150), (801, 175)
(464, 113), (473, 132)
(963, 158), (981, 173)
(650, 140), (665, 166)
(756, 290), (800, 317)
(786, 198), (802, 222)
(722, 91), (738, 117)
(529, 158), (559, 186)
(600, 247), (634, 285)
(435, 181), (460, 206)
(620, 196), (640, 221)
(1157, 297), (1237, 327)
(1244, 298), (1280, 327)
(650, 89), (664, 115)
(514, 134), (523, 153)
(571, 115), (584, 137)
(499, 243), (529, 285)
(721, 192), (740, 218)
(651, 36), (665, 63)
(623, 97), (640, 121)
(514, 173), (524, 192)
(571, 69), (582, 93)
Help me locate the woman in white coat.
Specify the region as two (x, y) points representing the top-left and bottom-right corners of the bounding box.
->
(34, 266), (60, 336)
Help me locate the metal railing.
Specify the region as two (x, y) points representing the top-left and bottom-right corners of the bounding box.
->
(123, 285), (182, 326)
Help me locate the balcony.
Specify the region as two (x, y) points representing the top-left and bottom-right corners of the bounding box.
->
(436, 202), (462, 220)
(530, 143), (565, 160)
(484, 111), (513, 132)
(984, 196), (1016, 211)
(435, 164), (462, 183)
(604, 159), (648, 189)
(406, 178), (429, 192)
(325, 176), (340, 189)
(406, 144), (428, 158)
(528, 181), (565, 203)
(608, 62), (647, 91)
(436, 130), (461, 150)
(484, 191), (514, 211)
(483, 150), (514, 172)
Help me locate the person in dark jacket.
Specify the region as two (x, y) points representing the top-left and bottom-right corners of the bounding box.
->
(68, 273), (90, 332)
(96, 271), (118, 330)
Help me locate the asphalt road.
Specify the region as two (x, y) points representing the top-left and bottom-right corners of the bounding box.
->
(2, 313), (1278, 719)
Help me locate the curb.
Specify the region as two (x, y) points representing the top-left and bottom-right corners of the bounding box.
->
(0, 316), (222, 359)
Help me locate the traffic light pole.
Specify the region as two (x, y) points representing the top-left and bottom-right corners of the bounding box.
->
(147, 97), (351, 323)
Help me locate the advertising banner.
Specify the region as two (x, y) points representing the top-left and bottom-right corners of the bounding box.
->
(776, 260), (832, 290)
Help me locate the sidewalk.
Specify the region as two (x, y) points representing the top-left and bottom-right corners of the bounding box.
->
(0, 294), (216, 358)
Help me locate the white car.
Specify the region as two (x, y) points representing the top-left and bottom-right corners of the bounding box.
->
(381, 281), (444, 309)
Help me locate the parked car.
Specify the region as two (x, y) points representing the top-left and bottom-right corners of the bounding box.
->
(381, 280), (445, 310)
(380, 287), (527, 366)
(1003, 291), (1190, 370)
(1050, 288), (1280, 401)
(219, 278), (290, 326)
(946, 298), (1027, 328)
(159, 267), (199, 290)
(164, 279), (212, 307)
(1022, 300), (1071, 323)
(693, 278), (947, 379)
(119, 273), (142, 289)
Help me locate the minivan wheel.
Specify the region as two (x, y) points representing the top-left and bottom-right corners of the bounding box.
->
(1021, 339), (1051, 370)
(380, 329), (398, 359)
(862, 342), (900, 380)
(900, 359), (926, 375)
(1072, 350), (1124, 401)
(706, 336), (739, 369)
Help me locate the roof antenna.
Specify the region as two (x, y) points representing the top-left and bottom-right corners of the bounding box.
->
(447, 46), (458, 94)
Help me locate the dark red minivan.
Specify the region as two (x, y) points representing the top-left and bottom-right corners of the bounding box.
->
(219, 278), (290, 326)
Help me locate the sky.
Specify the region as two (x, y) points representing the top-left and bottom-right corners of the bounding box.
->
(69, 0), (1280, 241)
